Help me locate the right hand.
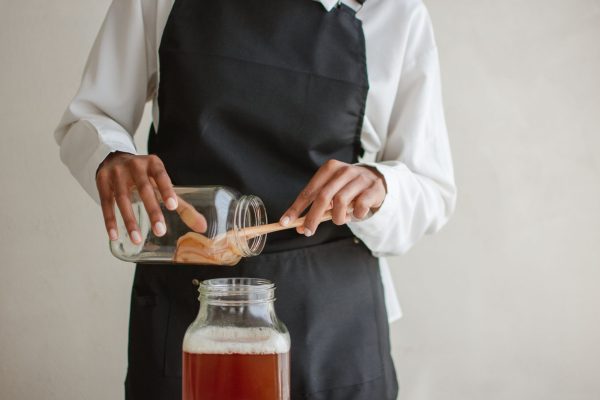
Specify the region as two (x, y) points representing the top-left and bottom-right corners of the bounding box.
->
(96, 152), (178, 244)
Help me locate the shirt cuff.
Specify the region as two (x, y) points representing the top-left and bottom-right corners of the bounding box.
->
(59, 119), (137, 203)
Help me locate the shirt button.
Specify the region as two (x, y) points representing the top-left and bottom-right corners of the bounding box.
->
(353, 237), (360, 244)
(192, 279), (200, 286)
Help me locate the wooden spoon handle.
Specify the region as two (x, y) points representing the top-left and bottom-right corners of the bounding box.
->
(239, 211), (333, 239)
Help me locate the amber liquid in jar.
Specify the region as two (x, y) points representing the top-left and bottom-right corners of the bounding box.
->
(183, 327), (290, 400)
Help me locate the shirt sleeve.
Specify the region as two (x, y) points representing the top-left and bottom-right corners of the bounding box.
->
(348, 5), (457, 256)
(54, 0), (156, 203)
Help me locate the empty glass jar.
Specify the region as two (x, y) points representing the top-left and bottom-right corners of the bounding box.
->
(110, 186), (267, 266)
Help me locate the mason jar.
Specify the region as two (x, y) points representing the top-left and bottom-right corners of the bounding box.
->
(183, 278), (290, 400)
(110, 186), (267, 266)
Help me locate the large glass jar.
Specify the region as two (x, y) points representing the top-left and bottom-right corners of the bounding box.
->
(183, 278), (290, 400)
(110, 186), (267, 266)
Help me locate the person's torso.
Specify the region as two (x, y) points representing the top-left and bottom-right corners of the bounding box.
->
(150, 0), (369, 252)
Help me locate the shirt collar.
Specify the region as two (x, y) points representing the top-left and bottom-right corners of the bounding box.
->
(314, 0), (339, 12)
(315, 0), (364, 12)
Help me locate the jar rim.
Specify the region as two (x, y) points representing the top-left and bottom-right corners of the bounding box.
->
(199, 277), (274, 292)
(198, 278), (276, 304)
(233, 195), (268, 257)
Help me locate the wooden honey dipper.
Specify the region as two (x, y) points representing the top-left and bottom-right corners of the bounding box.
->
(174, 211), (336, 265)
(236, 210), (334, 239)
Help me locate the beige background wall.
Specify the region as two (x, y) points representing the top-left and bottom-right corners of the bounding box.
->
(1, 0), (599, 399)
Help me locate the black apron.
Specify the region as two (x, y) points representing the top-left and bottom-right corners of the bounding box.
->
(125, 1), (398, 399)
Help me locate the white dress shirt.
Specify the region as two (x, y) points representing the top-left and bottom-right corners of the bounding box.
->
(55, 0), (457, 322)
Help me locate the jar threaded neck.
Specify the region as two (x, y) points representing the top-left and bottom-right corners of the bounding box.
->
(198, 278), (275, 305)
(232, 195), (267, 257)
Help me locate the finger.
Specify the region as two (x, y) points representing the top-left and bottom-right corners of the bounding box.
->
(148, 156), (177, 210)
(302, 166), (358, 236)
(97, 171), (118, 241)
(177, 198), (208, 233)
(113, 172), (142, 244)
(352, 185), (382, 220)
(331, 176), (370, 225)
(281, 189), (312, 227)
(132, 174), (167, 237)
(281, 160), (345, 226)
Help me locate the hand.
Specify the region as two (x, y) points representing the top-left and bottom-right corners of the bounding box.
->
(280, 160), (387, 237)
(96, 152), (178, 243)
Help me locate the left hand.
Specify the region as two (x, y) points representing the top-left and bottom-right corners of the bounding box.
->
(280, 160), (387, 237)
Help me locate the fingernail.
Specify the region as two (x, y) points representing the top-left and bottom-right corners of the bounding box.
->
(280, 216), (290, 226)
(154, 221), (166, 236)
(166, 197), (177, 210)
(131, 231), (142, 244)
(109, 229), (118, 241)
(304, 228), (313, 237)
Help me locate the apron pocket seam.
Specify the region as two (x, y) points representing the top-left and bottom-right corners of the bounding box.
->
(161, 294), (175, 377)
(305, 372), (385, 397)
(366, 257), (388, 389)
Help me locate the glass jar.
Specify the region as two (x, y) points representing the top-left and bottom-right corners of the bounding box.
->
(110, 186), (267, 266)
(183, 278), (290, 400)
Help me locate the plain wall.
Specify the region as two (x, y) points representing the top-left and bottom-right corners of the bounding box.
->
(1, 0), (599, 399)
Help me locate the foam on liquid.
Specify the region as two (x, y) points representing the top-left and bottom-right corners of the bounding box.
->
(183, 326), (290, 355)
